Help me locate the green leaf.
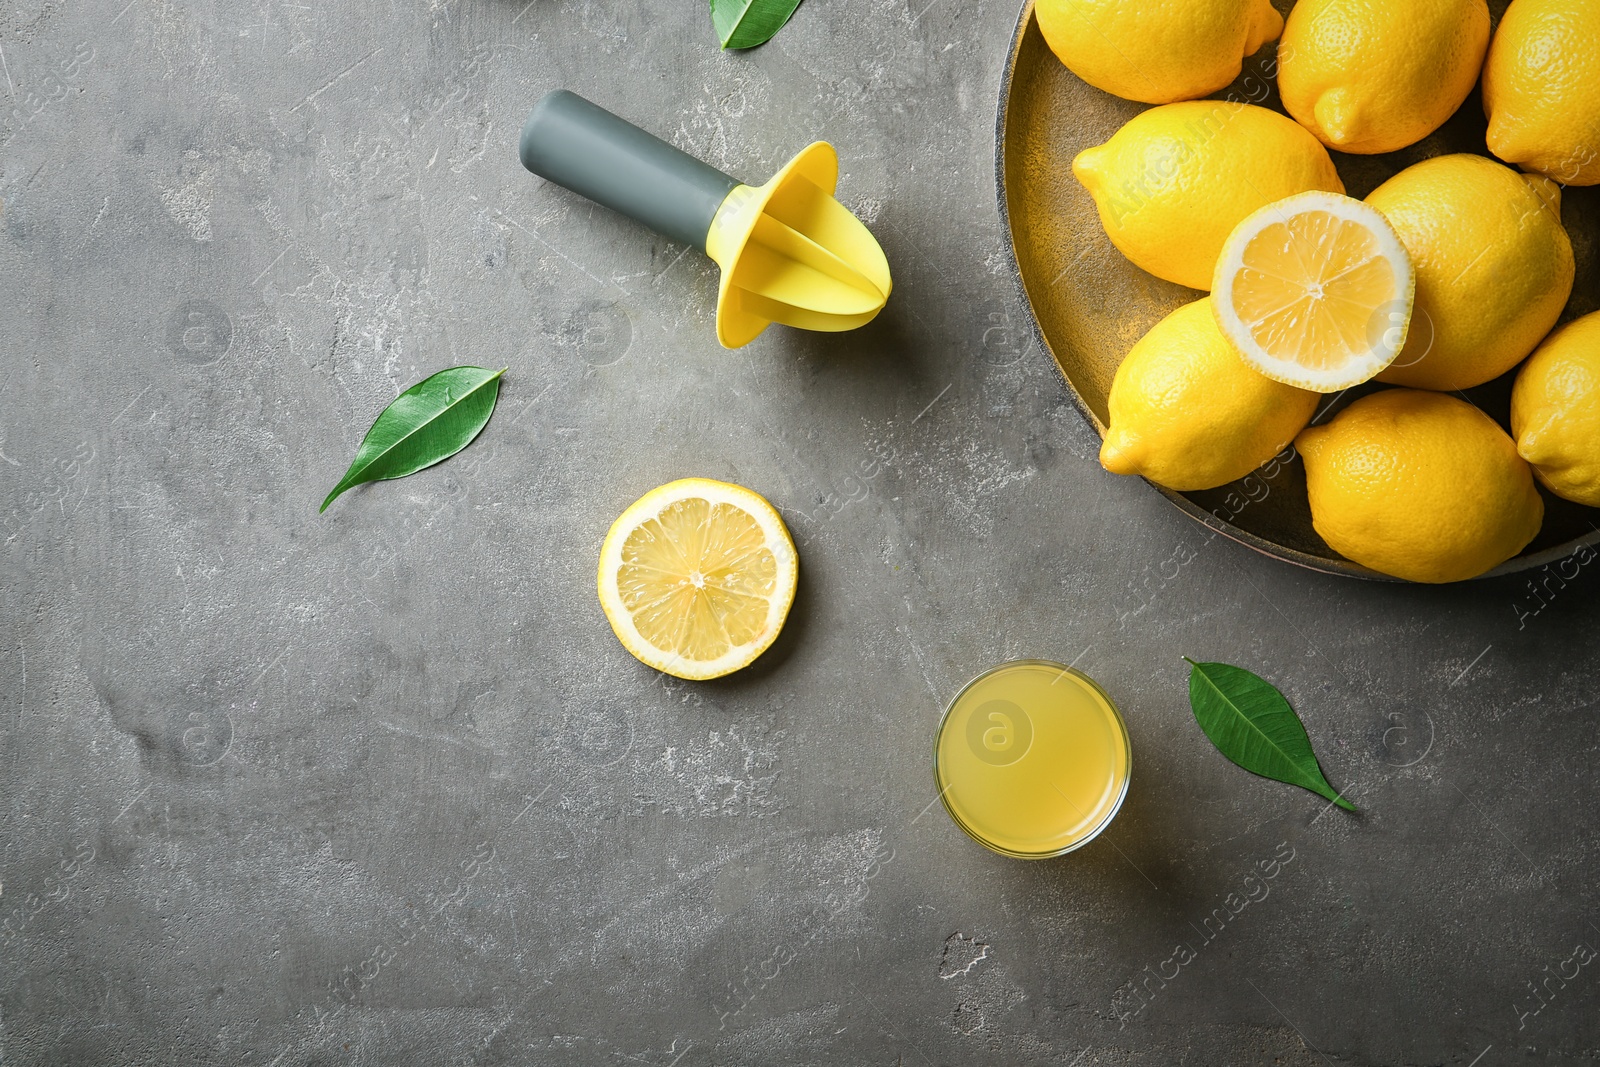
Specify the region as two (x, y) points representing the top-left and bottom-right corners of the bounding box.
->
(1184, 659), (1357, 812)
(710, 0), (804, 49)
(321, 366), (505, 513)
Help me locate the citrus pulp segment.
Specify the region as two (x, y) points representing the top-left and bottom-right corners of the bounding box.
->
(598, 478), (798, 681)
(1211, 191), (1414, 393)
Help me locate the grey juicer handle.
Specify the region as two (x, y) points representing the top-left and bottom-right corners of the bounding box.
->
(519, 89), (741, 252)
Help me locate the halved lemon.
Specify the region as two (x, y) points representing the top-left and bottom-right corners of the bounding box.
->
(1212, 190), (1415, 392)
(598, 478), (798, 681)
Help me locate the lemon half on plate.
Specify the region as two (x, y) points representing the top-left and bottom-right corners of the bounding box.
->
(598, 478), (799, 681)
(1212, 190), (1415, 393)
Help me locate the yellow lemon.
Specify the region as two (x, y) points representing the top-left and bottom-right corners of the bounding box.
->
(1366, 154), (1574, 391)
(1073, 102), (1344, 291)
(1101, 297), (1320, 492)
(1297, 390), (1543, 583)
(598, 478), (798, 681)
(1511, 310), (1600, 506)
(1212, 191), (1414, 392)
(1483, 0), (1600, 186)
(1035, 0), (1282, 105)
(1277, 0), (1490, 155)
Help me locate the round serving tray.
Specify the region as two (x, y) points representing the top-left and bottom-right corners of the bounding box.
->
(995, 0), (1600, 580)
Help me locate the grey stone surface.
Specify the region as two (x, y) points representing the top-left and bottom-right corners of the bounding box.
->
(1, 0), (1597, 1064)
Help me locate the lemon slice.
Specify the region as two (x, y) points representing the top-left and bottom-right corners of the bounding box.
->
(1212, 190), (1415, 392)
(598, 478), (798, 681)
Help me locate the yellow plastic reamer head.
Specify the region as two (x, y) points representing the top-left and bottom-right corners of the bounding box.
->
(520, 92), (892, 349)
(704, 143), (893, 349)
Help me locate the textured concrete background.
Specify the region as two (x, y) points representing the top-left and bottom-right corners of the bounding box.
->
(1, 0), (1597, 1064)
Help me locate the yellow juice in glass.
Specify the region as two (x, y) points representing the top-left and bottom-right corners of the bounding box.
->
(934, 660), (1131, 858)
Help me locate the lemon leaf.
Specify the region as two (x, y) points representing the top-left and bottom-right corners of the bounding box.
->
(1184, 659), (1357, 812)
(321, 366), (505, 513)
(709, 0), (803, 49)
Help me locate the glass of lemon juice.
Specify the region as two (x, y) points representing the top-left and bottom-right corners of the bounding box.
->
(934, 660), (1131, 858)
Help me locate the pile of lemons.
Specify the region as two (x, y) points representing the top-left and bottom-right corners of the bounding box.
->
(1038, 0), (1599, 583)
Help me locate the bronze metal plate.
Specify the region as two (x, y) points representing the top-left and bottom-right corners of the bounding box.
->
(995, 0), (1600, 580)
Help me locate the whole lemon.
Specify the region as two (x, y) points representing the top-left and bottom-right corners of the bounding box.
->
(1297, 389), (1543, 583)
(1073, 102), (1344, 291)
(1366, 154), (1574, 391)
(1101, 298), (1320, 492)
(1035, 0), (1282, 105)
(1483, 0), (1600, 186)
(1511, 310), (1600, 506)
(1277, 0), (1490, 155)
